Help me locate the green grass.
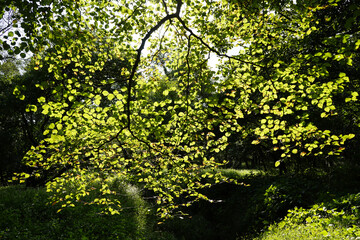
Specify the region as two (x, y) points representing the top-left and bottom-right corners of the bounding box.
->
(0, 184), (174, 240)
(218, 168), (264, 179)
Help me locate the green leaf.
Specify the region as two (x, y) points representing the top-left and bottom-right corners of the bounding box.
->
(56, 124), (63, 130)
(321, 230), (328, 237)
(163, 90), (169, 96)
(348, 134), (355, 139)
(31, 105), (37, 112)
(107, 93), (115, 100)
(275, 161), (281, 168)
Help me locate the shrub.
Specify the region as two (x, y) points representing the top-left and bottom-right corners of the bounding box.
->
(257, 193), (360, 240)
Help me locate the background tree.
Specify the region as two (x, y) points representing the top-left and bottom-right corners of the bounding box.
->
(0, 58), (45, 183)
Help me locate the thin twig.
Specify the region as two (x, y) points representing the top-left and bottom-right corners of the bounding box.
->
(176, 16), (264, 69)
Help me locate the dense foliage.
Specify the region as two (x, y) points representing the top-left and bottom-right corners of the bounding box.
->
(1, 0), (359, 218)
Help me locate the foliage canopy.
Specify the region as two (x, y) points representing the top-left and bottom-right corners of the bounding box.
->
(2, 0), (359, 217)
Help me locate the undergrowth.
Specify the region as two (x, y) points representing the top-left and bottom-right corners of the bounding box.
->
(1, 166), (359, 239)
(256, 193), (360, 240)
(0, 184), (174, 240)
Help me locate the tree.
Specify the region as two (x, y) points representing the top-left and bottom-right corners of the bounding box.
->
(0, 58), (23, 183)
(0, 58), (54, 184)
(3, 0), (359, 217)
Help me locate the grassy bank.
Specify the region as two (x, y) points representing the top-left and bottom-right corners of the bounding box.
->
(1, 166), (359, 239)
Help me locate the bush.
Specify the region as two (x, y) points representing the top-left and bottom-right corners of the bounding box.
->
(256, 193), (360, 240)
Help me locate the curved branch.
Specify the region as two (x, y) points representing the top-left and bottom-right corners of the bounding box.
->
(126, 0), (183, 130)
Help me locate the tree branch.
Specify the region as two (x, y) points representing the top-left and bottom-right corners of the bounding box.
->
(176, 16), (263, 69)
(126, 0), (183, 130)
